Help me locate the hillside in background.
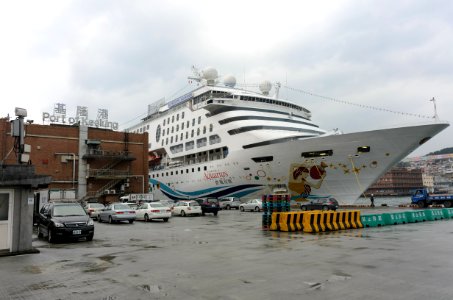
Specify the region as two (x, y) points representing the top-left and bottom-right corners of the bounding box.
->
(426, 147), (453, 156)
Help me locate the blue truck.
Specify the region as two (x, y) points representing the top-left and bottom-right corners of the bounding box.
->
(411, 188), (453, 208)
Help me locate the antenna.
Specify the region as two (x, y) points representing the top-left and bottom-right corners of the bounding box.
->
(274, 82), (281, 99)
(430, 97), (439, 121)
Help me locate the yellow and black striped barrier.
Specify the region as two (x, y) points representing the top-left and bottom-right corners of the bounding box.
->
(269, 210), (363, 233)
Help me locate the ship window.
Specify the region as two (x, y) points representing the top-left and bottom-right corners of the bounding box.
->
(186, 132), (189, 139)
(301, 150), (333, 158)
(172, 115), (174, 123)
(197, 128), (200, 136)
(171, 136), (173, 143)
(163, 119), (166, 126)
(156, 125), (161, 142)
(244, 167), (250, 170)
(166, 172), (168, 176)
(167, 128), (169, 135)
(186, 169), (189, 173)
(191, 129), (194, 137)
(357, 146), (371, 153)
(204, 166), (207, 171)
(197, 137), (207, 148)
(192, 118), (195, 126)
(171, 126), (174, 133)
(181, 133), (184, 140)
(168, 117), (170, 124)
(252, 156), (274, 163)
(176, 124), (179, 131)
(185, 141), (194, 151)
(182, 112), (185, 119)
(175, 135), (178, 142)
(187, 120), (190, 128)
(209, 134), (221, 145)
(162, 130), (165, 137)
(192, 168), (194, 172)
(166, 137), (168, 144)
(203, 126), (206, 134)
(176, 114), (179, 121)
(147, 125), (150, 130)
(198, 116), (201, 124)
(209, 124), (213, 132)
(171, 171), (173, 175)
(198, 167), (201, 172)
(181, 122), (184, 130)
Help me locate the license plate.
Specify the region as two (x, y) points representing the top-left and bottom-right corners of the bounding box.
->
(211, 205), (216, 207)
(73, 230), (82, 235)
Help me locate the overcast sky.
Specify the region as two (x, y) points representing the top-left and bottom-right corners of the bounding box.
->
(1, 0), (452, 157)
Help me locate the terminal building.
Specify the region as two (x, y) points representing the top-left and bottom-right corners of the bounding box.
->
(0, 117), (149, 205)
(365, 168), (423, 196)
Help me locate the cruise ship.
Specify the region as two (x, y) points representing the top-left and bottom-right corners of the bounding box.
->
(128, 67), (449, 204)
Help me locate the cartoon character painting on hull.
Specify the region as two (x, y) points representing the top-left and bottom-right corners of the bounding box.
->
(288, 161), (328, 201)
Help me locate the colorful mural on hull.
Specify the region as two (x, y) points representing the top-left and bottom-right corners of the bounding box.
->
(288, 161), (329, 201)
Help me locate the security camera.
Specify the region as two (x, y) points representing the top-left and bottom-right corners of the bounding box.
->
(15, 107), (27, 118)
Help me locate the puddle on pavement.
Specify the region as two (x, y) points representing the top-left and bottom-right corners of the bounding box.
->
(23, 265), (42, 274)
(28, 281), (66, 290)
(99, 255), (116, 262)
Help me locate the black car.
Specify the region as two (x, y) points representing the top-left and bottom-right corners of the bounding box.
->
(300, 198), (339, 211)
(195, 198), (220, 216)
(37, 202), (95, 243)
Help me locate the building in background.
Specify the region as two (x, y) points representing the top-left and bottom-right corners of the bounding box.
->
(365, 168), (423, 196)
(0, 118), (149, 205)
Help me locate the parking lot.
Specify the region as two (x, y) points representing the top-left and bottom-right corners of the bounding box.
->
(1, 208), (453, 300)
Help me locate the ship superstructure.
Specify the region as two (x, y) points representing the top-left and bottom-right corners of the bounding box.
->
(128, 67), (449, 204)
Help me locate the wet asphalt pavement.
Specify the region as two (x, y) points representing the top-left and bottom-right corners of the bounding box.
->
(1, 207), (453, 300)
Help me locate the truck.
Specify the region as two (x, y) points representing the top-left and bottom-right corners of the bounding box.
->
(411, 188), (453, 208)
(120, 193), (154, 203)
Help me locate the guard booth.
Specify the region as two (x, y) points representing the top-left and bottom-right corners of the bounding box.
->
(0, 165), (51, 256)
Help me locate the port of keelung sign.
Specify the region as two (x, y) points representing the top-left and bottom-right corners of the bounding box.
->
(42, 103), (119, 130)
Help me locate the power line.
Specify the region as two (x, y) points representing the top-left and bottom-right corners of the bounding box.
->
(283, 85), (433, 119)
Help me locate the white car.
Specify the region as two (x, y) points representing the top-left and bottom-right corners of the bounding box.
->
(172, 200), (202, 216)
(239, 199), (262, 212)
(135, 202), (172, 222)
(84, 203), (105, 220)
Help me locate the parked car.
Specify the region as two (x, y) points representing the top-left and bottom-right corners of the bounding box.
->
(98, 203), (136, 224)
(239, 199), (262, 212)
(172, 200), (202, 216)
(300, 198), (339, 211)
(37, 202), (94, 243)
(124, 202), (138, 210)
(195, 198), (220, 216)
(84, 203), (105, 220)
(135, 202), (172, 222)
(218, 197), (241, 210)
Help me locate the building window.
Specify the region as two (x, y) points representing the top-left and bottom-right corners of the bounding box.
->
(209, 124), (213, 132)
(198, 116), (201, 124)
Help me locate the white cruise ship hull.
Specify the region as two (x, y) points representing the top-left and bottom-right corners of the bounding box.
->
(149, 121), (448, 204)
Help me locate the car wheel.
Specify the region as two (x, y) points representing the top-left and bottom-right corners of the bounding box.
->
(301, 206), (307, 211)
(86, 234), (94, 241)
(444, 201), (452, 208)
(202, 212), (205, 216)
(214, 211), (218, 216)
(322, 205), (329, 211)
(240, 206), (245, 212)
(181, 210), (186, 217)
(129, 220), (134, 224)
(109, 216), (114, 224)
(48, 227), (56, 243)
(98, 216), (102, 222)
(254, 206), (260, 212)
(144, 214), (149, 222)
(226, 205), (231, 210)
(163, 218), (169, 222)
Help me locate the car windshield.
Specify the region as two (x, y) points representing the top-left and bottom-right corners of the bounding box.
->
(189, 201), (200, 207)
(53, 205), (86, 217)
(150, 203), (165, 208)
(113, 204), (131, 210)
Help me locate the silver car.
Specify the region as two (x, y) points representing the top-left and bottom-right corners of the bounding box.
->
(98, 203), (136, 224)
(84, 203), (105, 220)
(219, 197), (241, 210)
(239, 199), (262, 212)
